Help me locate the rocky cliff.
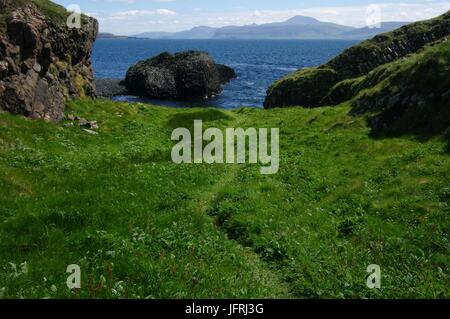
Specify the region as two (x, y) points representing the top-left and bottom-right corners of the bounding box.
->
(354, 40), (450, 135)
(264, 11), (450, 109)
(0, 0), (98, 122)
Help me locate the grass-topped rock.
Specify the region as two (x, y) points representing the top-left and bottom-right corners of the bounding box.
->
(263, 67), (339, 108)
(350, 40), (450, 136)
(265, 10), (450, 110)
(125, 51), (236, 100)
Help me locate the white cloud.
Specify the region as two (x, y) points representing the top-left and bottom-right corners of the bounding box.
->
(92, 0), (174, 3)
(91, 2), (450, 35)
(156, 9), (177, 16)
(103, 8), (176, 20)
(200, 2), (450, 28)
(291, 2), (450, 27)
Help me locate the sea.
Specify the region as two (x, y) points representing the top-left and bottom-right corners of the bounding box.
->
(92, 39), (357, 109)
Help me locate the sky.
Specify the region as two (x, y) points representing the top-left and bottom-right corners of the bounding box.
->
(53, 0), (450, 35)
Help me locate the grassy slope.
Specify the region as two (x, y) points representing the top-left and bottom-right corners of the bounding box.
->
(0, 99), (448, 298)
(329, 40), (450, 102)
(266, 39), (450, 139)
(266, 11), (450, 108)
(32, 0), (72, 25)
(331, 40), (450, 135)
(0, 0), (86, 32)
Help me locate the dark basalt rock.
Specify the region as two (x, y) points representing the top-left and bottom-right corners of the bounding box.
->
(95, 79), (128, 97)
(0, 0), (98, 122)
(125, 51), (236, 100)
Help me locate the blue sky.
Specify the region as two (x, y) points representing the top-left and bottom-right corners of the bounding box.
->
(53, 0), (450, 35)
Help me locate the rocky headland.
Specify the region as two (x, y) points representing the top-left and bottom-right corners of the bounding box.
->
(265, 11), (450, 109)
(264, 11), (450, 135)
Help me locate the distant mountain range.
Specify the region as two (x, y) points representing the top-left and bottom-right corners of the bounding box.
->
(127, 16), (409, 40)
(97, 32), (135, 39)
(337, 22), (409, 39)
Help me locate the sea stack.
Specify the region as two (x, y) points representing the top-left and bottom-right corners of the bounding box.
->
(125, 51), (236, 100)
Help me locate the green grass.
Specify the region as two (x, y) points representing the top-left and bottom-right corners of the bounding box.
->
(265, 10), (450, 108)
(347, 40), (450, 135)
(1, 0), (88, 32)
(0, 99), (448, 298)
(352, 40), (450, 98)
(32, 0), (71, 25)
(268, 39), (450, 137)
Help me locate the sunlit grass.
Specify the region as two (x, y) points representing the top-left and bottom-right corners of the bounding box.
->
(0, 99), (448, 298)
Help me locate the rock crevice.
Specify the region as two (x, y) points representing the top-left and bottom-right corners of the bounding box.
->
(0, 0), (98, 122)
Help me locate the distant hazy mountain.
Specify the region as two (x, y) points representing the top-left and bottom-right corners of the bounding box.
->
(131, 16), (413, 40)
(338, 22), (409, 40)
(267, 15), (323, 26)
(213, 16), (354, 39)
(134, 31), (173, 39)
(135, 27), (216, 39)
(169, 26), (217, 39)
(97, 32), (134, 39)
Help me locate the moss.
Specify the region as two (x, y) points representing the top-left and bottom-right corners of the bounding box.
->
(55, 60), (69, 70)
(353, 40), (450, 101)
(266, 67), (340, 108)
(74, 73), (86, 97)
(48, 63), (58, 76)
(350, 40), (450, 135)
(323, 76), (365, 105)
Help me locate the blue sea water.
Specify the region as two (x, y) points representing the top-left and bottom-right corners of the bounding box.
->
(92, 39), (357, 108)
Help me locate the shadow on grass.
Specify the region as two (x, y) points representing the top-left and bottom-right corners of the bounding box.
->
(366, 117), (450, 154)
(350, 103), (450, 154)
(167, 109), (232, 131)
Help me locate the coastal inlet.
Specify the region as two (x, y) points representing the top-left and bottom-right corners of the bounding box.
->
(92, 39), (356, 108)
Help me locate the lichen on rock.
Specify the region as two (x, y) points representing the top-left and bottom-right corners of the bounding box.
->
(0, 0), (98, 122)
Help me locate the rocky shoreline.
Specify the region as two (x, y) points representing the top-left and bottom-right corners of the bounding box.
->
(95, 51), (237, 101)
(94, 78), (128, 97)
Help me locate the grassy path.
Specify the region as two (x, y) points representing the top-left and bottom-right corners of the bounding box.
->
(0, 99), (448, 298)
(0, 101), (287, 298)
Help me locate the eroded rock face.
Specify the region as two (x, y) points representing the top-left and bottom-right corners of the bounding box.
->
(350, 40), (450, 136)
(125, 51), (236, 100)
(0, 0), (98, 122)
